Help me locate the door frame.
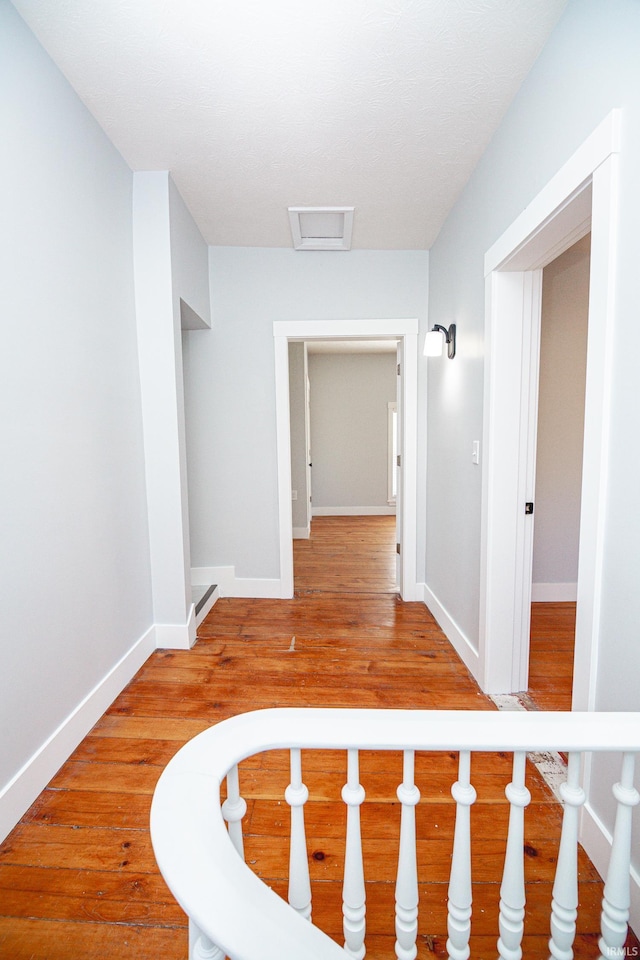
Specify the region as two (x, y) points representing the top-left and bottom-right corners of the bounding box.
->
(273, 318), (419, 600)
(479, 110), (620, 703)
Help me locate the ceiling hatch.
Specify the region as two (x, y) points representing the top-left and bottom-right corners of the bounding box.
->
(288, 206), (354, 251)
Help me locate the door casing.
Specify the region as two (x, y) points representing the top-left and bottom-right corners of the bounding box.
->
(479, 110), (620, 706)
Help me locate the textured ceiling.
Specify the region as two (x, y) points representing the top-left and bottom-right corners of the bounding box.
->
(11, 0), (568, 249)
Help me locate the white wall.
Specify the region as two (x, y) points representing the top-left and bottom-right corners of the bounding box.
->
(184, 248), (428, 582)
(532, 235), (589, 597)
(426, 0), (640, 911)
(0, 3), (153, 837)
(308, 352), (397, 512)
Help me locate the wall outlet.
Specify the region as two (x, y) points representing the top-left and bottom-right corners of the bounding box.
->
(291, 490), (298, 500)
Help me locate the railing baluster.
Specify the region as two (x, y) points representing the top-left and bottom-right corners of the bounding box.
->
(447, 750), (476, 960)
(190, 921), (226, 960)
(598, 752), (639, 960)
(285, 747), (312, 921)
(395, 749), (421, 960)
(497, 751), (531, 960)
(221, 763), (247, 858)
(342, 748), (366, 959)
(548, 751), (585, 960)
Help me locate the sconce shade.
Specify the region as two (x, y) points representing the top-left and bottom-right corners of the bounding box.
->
(423, 330), (444, 356)
(424, 323), (456, 359)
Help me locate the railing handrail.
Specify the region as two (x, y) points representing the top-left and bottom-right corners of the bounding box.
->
(150, 708), (640, 960)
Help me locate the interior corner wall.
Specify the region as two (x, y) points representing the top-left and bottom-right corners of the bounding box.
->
(184, 247), (428, 583)
(425, 0), (640, 910)
(133, 172), (211, 644)
(308, 352), (397, 512)
(0, 3), (153, 838)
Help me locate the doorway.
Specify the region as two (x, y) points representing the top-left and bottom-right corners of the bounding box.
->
(273, 318), (419, 601)
(479, 109), (620, 708)
(528, 234), (590, 711)
(290, 340), (399, 595)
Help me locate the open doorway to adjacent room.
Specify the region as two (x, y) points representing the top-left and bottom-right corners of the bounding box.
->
(528, 234), (590, 711)
(273, 318), (419, 602)
(289, 339), (399, 596)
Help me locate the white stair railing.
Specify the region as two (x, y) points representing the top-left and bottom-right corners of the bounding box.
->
(150, 708), (639, 960)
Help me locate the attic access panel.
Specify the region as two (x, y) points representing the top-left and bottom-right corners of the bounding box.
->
(288, 206), (354, 250)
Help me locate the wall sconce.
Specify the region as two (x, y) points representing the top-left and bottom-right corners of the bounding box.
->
(423, 323), (456, 359)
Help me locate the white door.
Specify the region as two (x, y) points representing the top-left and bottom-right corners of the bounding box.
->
(304, 367), (312, 530)
(395, 341), (403, 591)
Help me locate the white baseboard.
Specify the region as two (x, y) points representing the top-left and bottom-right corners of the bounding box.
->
(192, 566), (283, 599)
(0, 625), (156, 843)
(192, 566), (235, 595)
(581, 800), (640, 936)
(421, 582), (481, 683)
(154, 609), (196, 650)
(311, 506), (396, 516)
(531, 582), (578, 602)
(292, 525), (310, 539)
(231, 578), (283, 598)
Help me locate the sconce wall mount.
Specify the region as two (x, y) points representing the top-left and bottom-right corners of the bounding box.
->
(424, 323), (456, 359)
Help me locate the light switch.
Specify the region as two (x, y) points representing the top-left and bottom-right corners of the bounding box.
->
(472, 441), (480, 465)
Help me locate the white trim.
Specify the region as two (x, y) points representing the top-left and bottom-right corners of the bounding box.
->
(581, 801), (640, 936)
(572, 153), (619, 713)
(192, 565), (235, 596)
(311, 505), (396, 516)
(0, 625), (156, 842)
(154, 613), (197, 650)
(274, 318), (417, 340)
(231, 579), (283, 599)
(273, 319), (419, 601)
(292, 525), (310, 540)
(531, 582), (578, 602)
(480, 110), (621, 698)
(421, 583), (480, 680)
(485, 111), (620, 274)
(191, 566), (283, 599)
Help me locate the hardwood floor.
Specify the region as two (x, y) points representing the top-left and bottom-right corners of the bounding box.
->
(0, 521), (635, 958)
(528, 602), (576, 711)
(294, 515), (397, 594)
